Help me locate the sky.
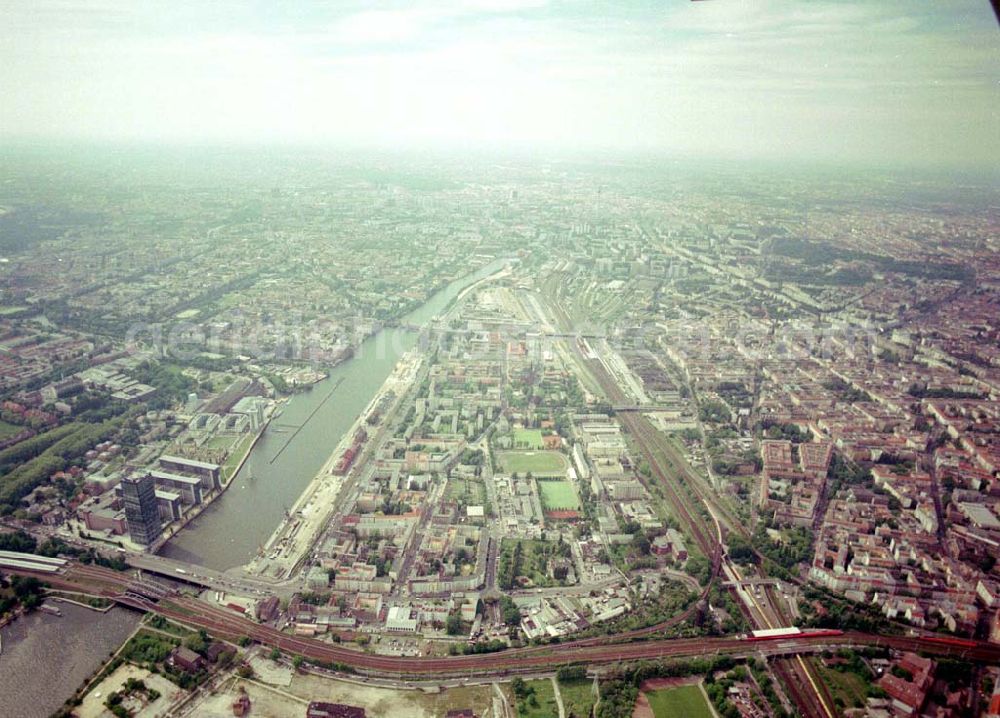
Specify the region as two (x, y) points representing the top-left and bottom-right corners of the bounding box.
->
(1, 0), (997, 167)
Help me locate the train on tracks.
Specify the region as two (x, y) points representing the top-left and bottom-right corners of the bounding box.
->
(919, 635), (979, 650)
(741, 627), (844, 642)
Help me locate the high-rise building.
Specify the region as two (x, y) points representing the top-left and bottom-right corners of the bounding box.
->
(122, 474), (161, 546)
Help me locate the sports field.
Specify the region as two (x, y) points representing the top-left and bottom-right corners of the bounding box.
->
(646, 685), (714, 718)
(538, 479), (580, 510)
(512, 428), (545, 449)
(498, 450), (569, 477)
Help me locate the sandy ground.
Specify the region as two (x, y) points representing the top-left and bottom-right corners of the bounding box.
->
(184, 672), (499, 718)
(189, 678), (307, 717)
(289, 672), (497, 718)
(249, 655), (294, 687)
(77, 664), (185, 718)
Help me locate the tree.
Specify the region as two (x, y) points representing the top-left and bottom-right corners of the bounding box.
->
(0, 529), (37, 553)
(631, 534), (651, 556)
(683, 554), (712, 586)
(500, 596), (521, 627)
(511, 677), (530, 699)
(184, 631), (208, 655)
(10, 575), (45, 610)
(727, 535), (755, 565)
(557, 666), (586, 682)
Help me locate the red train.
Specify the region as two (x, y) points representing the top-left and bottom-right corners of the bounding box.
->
(794, 629), (844, 639)
(741, 627), (844, 642)
(920, 635), (978, 649)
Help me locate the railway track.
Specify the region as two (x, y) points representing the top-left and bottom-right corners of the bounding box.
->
(112, 592), (1000, 672)
(14, 563), (1000, 679)
(621, 411), (719, 556)
(575, 347), (722, 567)
(771, 659), (832, 718)
(574, 343), (846, 717)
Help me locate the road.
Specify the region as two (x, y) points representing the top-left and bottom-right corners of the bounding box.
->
(127, 553), (300, 596)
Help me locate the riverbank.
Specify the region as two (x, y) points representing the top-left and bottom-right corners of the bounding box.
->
(151, 409), (275, 554)
(243, 261), (512, 582)
(246, 348), (424, 581)
(47, 591), (115, 612)
(159, 258), (510, 570)
(223, 404), (282, 483)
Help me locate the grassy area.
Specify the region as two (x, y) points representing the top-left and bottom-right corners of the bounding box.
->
(145, 614), (197, 638)
(498, 450), (568, 477)
(118, 629), (182, 666)
(647, 684), (714, 718)
(817, 664), (870, 711)
(516, 679), (558, 718)
(559, 679), (596, 718)
(512, 428), (545, 449)
(205, 435), (238, 451)
(0, 420), (23, 440)
(498, 538), (573, 589)
(538, 479), (580, 510)
(445, 478), (485, 505)
(222, 432), (256, 481)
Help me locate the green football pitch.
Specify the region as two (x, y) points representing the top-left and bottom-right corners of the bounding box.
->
(497, 450), (569, 477)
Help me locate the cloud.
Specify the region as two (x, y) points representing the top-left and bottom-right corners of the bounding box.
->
(328, 9), (437, 46)
(0, 0), (996, 167)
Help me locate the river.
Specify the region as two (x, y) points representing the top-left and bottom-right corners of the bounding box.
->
(159, 258), (508, 570)
(0, 603), (141, 718)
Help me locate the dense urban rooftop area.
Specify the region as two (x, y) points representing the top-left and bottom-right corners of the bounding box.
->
(1, 153), (999, 718)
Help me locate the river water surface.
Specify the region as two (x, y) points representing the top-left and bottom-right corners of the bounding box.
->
(160, 258), (507, 570)
(0, 603), (141, 718)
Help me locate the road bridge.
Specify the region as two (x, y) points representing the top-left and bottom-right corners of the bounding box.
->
(611, 404), (683, 412)
(129, 553), (299, 597)
(722, 577), (784, 588)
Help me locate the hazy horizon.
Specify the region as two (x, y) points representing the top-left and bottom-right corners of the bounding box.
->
(1, 1), (998, 169)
